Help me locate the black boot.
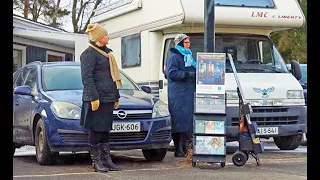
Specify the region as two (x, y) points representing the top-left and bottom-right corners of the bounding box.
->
(174, 133), (186, 157)
(90, 144), (109, 173)
(100, 143), (122, 171)
(182, 132), (193, 154)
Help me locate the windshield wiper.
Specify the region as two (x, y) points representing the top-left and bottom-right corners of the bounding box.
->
(238, 68), (282, 73)
(225, 66), (247, 73)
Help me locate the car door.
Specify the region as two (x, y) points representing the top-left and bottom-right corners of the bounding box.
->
(22, 66), (39, 143)
(13, 69), (23, 141)
(13, 66), (34, 143)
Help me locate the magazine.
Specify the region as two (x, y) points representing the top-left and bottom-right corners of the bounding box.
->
(194, 136), (225, 155)
(195, 120), (205, 134)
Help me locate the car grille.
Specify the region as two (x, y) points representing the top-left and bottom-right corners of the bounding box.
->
(252, 108), (289, 113)
(59, 131), (148, 143)
(232, 117), (299, 126)
(112, 110), (153, 120)
(231, 107), (298, 126)
(112, 113), (152, 120)
(151, 130), (171, 141)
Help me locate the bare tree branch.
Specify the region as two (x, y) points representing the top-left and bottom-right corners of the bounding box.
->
(79, 0), (102, 33)
(76, 1), (89, 24)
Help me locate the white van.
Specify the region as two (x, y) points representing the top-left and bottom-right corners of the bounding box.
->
(90, 0), (307, 150)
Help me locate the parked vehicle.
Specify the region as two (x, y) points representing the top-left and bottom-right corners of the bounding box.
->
(13, 61), (171, 165)
(287, 63), (307, 145)
(91, 0), (307, 150)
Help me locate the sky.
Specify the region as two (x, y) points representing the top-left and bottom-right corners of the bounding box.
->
(13, 0), (117, 32)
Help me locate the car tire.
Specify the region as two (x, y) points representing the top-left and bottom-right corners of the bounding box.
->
(13, 142), (16, 156)
(142, 148), (168, 161)
(34, 119), (58, 165)
(274, 134), (302, 150)
(300, 132), (307, 146)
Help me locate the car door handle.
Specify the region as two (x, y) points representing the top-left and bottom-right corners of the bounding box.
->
(15, 101), (19, 106)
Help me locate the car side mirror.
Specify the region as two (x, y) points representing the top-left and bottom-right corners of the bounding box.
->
(13, 85), (32, 96)
(141, 85), (152, 94)
(290, 60), (302, 81)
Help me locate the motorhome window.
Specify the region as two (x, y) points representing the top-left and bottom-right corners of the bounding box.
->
(121, 33), (141, 68)
(162, 38), (175, 74)
(215, 0), (275, 8)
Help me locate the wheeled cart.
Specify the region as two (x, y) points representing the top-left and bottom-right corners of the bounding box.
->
(227, 53), (264, 167)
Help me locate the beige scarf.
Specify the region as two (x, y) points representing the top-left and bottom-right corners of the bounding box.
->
(89, 43), (122, 89)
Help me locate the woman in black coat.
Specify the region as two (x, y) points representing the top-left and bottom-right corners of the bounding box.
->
(80, 23), (122, 173)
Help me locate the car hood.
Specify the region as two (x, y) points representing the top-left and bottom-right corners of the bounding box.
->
(44, 89), (155, 110)
(225, 73), (303, 99)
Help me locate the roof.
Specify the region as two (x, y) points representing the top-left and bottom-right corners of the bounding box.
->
(13, 25), (88, 49)
(13, 13), (67, 32)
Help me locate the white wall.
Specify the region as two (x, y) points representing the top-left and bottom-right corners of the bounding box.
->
(74, 35), (89, 61)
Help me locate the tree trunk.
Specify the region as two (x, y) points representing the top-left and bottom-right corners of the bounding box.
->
(24, 0), (29, 18)
(72, 0), (78, 33)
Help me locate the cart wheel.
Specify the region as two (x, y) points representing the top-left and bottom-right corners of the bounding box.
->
(192, 162), (196, 167)
(232, 151), (248, 167)
(221, 162), (225, 168)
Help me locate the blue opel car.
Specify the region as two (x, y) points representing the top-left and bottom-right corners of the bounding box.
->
(13, 61), (171, 165)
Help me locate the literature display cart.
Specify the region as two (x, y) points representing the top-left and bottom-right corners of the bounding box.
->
(192, 52), (227, 168)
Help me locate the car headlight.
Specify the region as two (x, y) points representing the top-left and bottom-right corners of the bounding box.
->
(50, 102), (81, 120)
(226, 90), (239, 100)
(287, 90), (303, 99)
(152, 100), (170, 118)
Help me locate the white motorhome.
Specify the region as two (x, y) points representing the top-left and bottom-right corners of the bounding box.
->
(90, 0), (307, 150)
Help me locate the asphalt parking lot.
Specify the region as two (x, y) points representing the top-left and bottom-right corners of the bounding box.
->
(13, 142), (307, 180)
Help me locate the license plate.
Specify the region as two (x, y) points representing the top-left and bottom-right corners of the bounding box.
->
(256, 127), (278, 135)
(111, 122), (140, 133)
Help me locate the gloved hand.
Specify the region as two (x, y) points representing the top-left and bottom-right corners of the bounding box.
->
(91, 99), (100, 111)
(114, 101), (120, 109)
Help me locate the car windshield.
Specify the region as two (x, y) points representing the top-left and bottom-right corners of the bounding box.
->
(300, 65), (307, 84)
(42, 65), (138, 91)
(164, 34), (289, 74)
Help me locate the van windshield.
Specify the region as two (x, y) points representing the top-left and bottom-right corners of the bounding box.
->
(163, 34), (289, 74)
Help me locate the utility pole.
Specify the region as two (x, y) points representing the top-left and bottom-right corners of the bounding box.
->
(204, 0), (215, 53)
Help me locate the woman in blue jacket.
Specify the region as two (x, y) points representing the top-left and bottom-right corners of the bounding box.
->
(165, 34), (196, 157)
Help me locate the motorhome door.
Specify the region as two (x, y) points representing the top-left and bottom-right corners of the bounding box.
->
(159, 34), (177, 104)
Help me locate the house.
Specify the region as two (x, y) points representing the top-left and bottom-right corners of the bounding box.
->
(13, 14), (89, 72)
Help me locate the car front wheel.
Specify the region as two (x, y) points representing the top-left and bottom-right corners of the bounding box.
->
(142, 148), (168, 161)
(35, 119), (58, 165)
(274, 134), (302, 150)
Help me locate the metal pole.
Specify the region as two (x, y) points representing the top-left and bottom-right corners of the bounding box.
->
(204, 0), (215, 53)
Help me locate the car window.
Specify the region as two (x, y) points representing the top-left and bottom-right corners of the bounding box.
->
(120, 72), (139, 90)
(24, 66), (38, 92)
(300, 65), (307, 84)
(13, 70), (21, 84)
(42, 65), (139, 91)
(13, 68), (30, 89)
(42, 66), (83, 91)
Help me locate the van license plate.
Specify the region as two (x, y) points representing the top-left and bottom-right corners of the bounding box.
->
(256, 127), (278, 135)
(111, 122), (140, 133)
